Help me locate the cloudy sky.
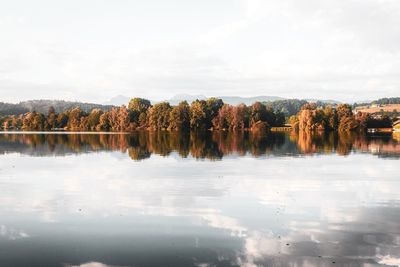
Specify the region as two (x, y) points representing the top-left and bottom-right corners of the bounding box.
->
(1, 0), (399, 103)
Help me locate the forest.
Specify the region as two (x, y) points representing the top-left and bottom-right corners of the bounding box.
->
(289, 103), (394, 132)
(0, 97), (396, 132)
(0, 98), (284, 132)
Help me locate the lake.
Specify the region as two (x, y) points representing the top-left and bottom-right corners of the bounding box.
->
(0, 131), (399, 267)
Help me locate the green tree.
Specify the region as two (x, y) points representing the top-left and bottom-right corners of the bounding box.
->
(323, 105), (338, 130)
(128, 98), (151, 126)
(128, 98), (151, 113)
(250, 102), (268, 127)
(206, 98), (224, 128)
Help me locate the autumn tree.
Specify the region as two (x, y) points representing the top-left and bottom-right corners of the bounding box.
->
(190, 100), (208, 130)
(79, 116), (89, 131)
(87, 109), (103, 130)
(109, 106), (133, 132)
(336, 104), (357, 131)
(169, 101), (190, 131)
(68, 107), (84, 131)
(57, 112), (69, 129)
(96, 112), (111, 131)
(297, 104), (325, 131)
(212, 104), (232, 130)
(46, 106), (57, 130)
(336, 104), (353, 122)
(231, 104), (249, 130)
(147, 102), (172, 130)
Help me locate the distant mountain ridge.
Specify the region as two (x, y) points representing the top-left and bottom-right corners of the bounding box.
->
(102, 95), (130, 106)
(103, 94), (287, 106)
(0, 100), (113, 116)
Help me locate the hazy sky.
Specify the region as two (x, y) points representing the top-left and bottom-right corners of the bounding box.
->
(1, 0), (399, 103)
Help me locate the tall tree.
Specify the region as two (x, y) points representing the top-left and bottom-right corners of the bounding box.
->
(128, 98), (151, 126)
(206, 98), (224, 128)
(68, 107), (84, 131)
(190, 100), (208, 130)
(46, 106), (57, 130)
(57, 112), (69, 129)
(169, 101), (190, 131)
(87, 109), (103, 130)
(148, 102), (172, 130)
(96, 112), (111, 131)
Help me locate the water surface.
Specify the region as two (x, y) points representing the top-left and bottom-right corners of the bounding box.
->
(0, 131), (399, 267)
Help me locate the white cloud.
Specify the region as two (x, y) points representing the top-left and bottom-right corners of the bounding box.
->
(1, 0), (399, 103)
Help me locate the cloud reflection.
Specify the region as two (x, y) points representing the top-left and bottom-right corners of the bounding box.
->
(66, 263), (129, 267)
(0, 225), (29, 240)
(0, 133), (399, 266)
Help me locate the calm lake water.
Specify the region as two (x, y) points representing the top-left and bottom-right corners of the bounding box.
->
(0, 131), (399, 267)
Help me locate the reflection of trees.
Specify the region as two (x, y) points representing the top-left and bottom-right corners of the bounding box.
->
(190, 131), (223, 160)
(336, 131), (356, 155)
(294, 131), (331, 154)
(293, 131), (354, 155)
(292, 131), (400, 157)
(127, 132), (151, 160)
(0, 131), (399, 160)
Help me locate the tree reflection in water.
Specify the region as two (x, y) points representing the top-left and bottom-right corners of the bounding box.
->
(0, 131), (399, 159)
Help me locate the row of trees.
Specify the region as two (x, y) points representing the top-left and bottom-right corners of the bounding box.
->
(0, 98), (286, 132)
(289, 103), (393, 132)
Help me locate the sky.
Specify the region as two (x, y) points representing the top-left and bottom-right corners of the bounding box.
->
(0, 0), (399, 103)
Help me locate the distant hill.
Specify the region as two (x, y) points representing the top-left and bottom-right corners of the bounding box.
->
(167, 94), (207, 105)
(102, 95), (130, 106)
(371, 97), (400, 105)
(104, 94), (286, 106)
(354, 97), (400, 107)
(215, 96), (284, 106)
(0, 100), (113, 116)
(306, 99), (341, 105)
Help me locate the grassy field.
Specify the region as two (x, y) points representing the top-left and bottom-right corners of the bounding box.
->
(355, 104), (400, 114)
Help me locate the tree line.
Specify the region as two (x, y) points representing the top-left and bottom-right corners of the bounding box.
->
(289, 103), (394, 132)
(1, 97), (396, 132)
(0, 98), (286, 132)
